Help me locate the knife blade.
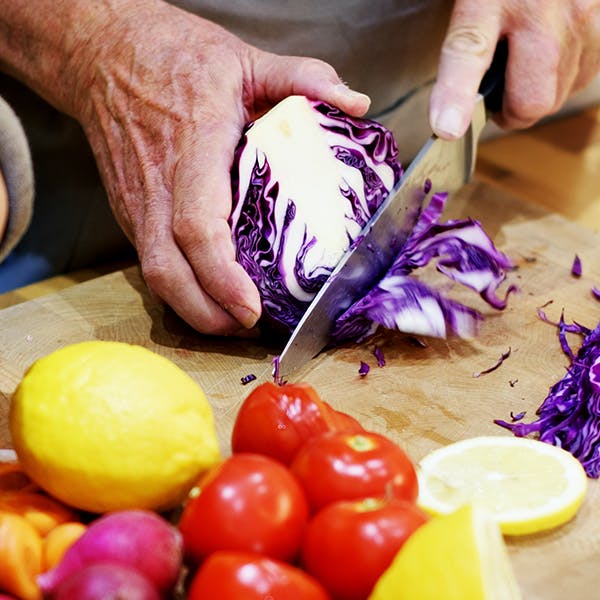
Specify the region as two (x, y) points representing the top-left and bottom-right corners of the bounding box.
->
(275, 41), (508, 380)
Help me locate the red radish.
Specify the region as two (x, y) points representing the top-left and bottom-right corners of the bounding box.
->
(52, 562), (160, 600)
(37, 510), (182, 596)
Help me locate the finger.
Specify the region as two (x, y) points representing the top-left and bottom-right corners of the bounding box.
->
(496, 27), (563, 130)
(254, 52), (372, 117)
(138, 194), (247, 336)
(171, 113), (262, 331)
(429, 2), (502, 139)
(572, 5), (600, 93)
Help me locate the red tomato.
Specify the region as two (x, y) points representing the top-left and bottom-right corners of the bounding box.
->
(328, 408), (364, 433)
(231, 381), (363, 465)
(301, 498), (428, 600)
(188, 551), (331, 600)
(290, 431), (418, 512)
(178, 454), (309, 564)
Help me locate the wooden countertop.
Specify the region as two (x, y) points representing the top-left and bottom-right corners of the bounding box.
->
(477, 105), (600, 231)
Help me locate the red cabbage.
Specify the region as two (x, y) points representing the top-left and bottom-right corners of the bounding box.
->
(241, 373), (257, 385)
(230, 95), (401, 335)
(230, 96), (515, 343)
(495, 314), (600, 478)
(571, 254), (582, 277)
(358, 361), (370, 377)
(332, 192), (517, 342)
(472, 347), (512, 378)
(373, 346), (386, 367)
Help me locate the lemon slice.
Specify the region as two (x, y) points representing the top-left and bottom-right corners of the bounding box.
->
(417, 436), (587, 535)
(369, 504), (522, 600)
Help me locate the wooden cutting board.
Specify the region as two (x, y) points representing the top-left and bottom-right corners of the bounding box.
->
(1, 179), (599, 599)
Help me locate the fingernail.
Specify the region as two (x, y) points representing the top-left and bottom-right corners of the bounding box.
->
(335, 84), (371, 108)
(433, 106), (464, 138)
(230, 304), (260, 329)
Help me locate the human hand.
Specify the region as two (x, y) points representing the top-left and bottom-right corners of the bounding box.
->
(68, 2), (370, 335)
(429, 0), (600, 139)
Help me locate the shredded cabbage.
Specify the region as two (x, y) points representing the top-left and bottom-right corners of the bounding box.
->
(230, 95), (515, 342)
(495, 313), (600, 478)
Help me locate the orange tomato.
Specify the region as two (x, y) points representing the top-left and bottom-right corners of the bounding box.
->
(0, 512), (43, 600)
(42, 521), (87, 571)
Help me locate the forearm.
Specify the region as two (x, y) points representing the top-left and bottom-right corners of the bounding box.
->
(0, 0), (155, 117)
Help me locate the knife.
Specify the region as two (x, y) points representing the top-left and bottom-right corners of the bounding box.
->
(275, 40), (508, 380)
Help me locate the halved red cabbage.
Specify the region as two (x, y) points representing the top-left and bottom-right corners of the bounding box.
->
(230, 95), (515, 342)
(230, 95), (401, 335)
(495, 313), (600, 478)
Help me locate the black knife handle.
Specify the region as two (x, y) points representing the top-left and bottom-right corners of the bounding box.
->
(479, 38), (508, 114)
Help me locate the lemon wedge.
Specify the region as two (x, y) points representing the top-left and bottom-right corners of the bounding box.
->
(417, 436), (587, 535)
(369, 504), (522, 600)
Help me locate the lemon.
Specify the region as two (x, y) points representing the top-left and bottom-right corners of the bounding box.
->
(369, 504), (522, 600)
(9, 341), (221, 513)
(417, 436), (587, 535)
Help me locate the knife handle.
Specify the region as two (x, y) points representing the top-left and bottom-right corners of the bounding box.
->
(479, 38), (508, 114)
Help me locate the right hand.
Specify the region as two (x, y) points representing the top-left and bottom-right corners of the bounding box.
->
(66, 1), (371, 335)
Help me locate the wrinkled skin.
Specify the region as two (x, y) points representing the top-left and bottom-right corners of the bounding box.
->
(431, 0), (600, 138)
(0, 0), (370, 335)
(1, 0), (599, 334)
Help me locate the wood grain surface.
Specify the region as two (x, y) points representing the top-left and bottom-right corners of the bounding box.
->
(0, 178), (599, 599)
(477, 105), (600, 232)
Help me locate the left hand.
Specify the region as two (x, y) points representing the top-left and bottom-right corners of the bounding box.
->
(429, 0), (600, 138)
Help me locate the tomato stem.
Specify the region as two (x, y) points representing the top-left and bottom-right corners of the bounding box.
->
(348, 435), (376, 452)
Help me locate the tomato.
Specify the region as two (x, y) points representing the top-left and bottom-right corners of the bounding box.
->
(231, 381), (363, 465)
(301, 498), (428, 600)
(187, 551), (331, 600)
(328, 408), (364, 433)
(178, 453), (309, 564)
(290, 431), (418, 512)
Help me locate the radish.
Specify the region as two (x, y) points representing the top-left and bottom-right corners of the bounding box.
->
(38, 510), (182, 596)
(52, 562), (160, 600)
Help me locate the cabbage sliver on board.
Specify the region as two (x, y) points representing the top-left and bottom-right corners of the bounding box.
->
(230, 95), (515, 342)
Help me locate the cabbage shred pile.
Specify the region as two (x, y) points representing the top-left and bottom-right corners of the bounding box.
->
(495, 314), (600, 478)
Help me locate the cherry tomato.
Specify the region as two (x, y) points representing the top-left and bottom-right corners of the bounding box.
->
(301, 498), (428, 600)
(290, 431), (418, 512)
(178, 453), (309, 564)
(231, 381), (363, 465)
(187, 551), (331, 600)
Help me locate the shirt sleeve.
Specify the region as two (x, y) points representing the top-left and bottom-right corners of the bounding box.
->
(0, 94), (33, 263)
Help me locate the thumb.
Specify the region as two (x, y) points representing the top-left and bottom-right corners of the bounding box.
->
(254, 52), (372, 117)
(430, 4), (502, 139)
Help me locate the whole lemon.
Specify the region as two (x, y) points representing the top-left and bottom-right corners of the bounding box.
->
(9, 341), (221, 513)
